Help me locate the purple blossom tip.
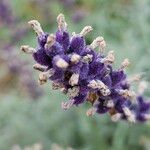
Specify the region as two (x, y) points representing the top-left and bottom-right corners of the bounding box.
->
(21, 14), (150, 123)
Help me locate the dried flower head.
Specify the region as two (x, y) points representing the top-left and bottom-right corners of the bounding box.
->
(21, 14), (150, 123)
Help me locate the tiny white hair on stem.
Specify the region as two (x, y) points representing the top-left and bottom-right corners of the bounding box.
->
(45, 34), (56, 49)
(79, 26), (93, 36)
(123, 107), (136, 123)
(120, 58), (130, 70)
(88, 80), (110, 96)
(56, 58), (69, 69)
(100, 88), (111, 96)
(72, 32), (76, 36)
(106, 100), (114, 108)
(86, 100), (99, 116)
(118, 89), (136, 99)
(28, 20), (44, 36)
(90, 36), (105, 50)
(33, 63), (47, 72)
(67, 86), (79, 98)
(38, 72), (48, 85)
(52, 82), (64, 90)
(70, 53), (81, 64)
(82, 54), (93, 63)
(60, 87), (67, 94)
(21, 45), (36, 54)
(57, 13), (67, 31)
(38, 69), (54, 85)
(138, 81), (148, 95)
(69, 73), (79, 86)
(61, 99), (74, 110)
(111, 113), (121, 122)
(88, 80), (106, 89)
(86, 107), (97, 116)
(88, 80), (98, 89)
(127, 74), (142, 84)
(101, 50), (115, 64)
(99, 40), (106, 53)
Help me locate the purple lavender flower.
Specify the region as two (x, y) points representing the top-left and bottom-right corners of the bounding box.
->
(21, 14), (150, 123)
(0, 46), (42, 99)
(0, 0), (14, 25)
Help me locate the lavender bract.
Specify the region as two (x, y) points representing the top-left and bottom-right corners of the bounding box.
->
(21, 14), (150, 123)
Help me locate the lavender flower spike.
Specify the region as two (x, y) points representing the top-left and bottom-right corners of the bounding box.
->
(21, 13), (150, 123)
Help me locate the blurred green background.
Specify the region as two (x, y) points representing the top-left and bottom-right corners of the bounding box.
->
(0, 0), (150, 149)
